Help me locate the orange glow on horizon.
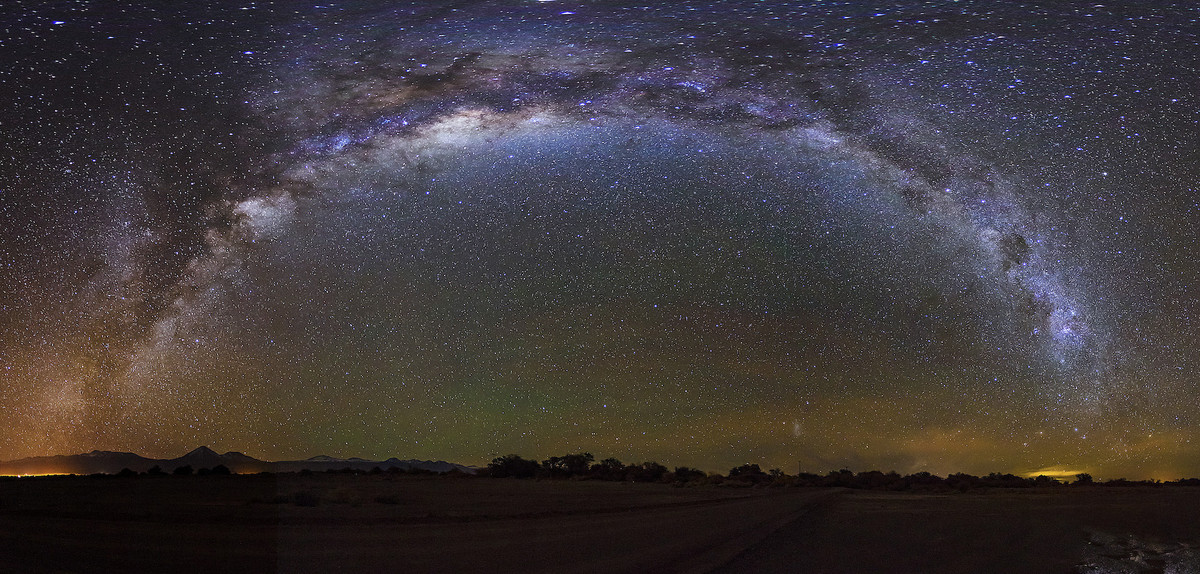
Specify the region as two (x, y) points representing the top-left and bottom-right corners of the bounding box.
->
(3, 473), (76, 477)
(1021, 468), (1088, 481)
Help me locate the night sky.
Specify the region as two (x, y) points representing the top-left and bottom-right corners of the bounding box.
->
(3, 1), (1200, 480)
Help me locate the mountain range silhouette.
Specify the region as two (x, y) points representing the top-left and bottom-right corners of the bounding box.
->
(0, 447), (475, 475)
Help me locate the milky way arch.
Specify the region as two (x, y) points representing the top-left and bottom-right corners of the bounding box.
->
(4, 1), (1191, 477)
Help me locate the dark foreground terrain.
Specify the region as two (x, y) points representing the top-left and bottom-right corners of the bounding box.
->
(1, 475), (1197, 573)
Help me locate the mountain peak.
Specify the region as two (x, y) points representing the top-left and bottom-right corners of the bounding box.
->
(185, 446), (218, 457)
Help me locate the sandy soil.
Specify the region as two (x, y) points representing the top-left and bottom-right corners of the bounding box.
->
(717, 488), (1200, 574)
(2, 475), (1198, 573)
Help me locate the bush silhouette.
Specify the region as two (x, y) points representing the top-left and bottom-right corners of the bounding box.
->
(672, 466), (707, 483)
(173, 465), (194, 476)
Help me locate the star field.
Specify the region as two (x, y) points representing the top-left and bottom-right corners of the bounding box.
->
(3, 1), (1200, 479)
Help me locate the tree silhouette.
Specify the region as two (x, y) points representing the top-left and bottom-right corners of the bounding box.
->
(823, 469), (855, 487)
(542, 453), (594, 478)
(589, 457), (626, 481)
(903, 471), (944, 490)
(852, 470), (904, 490)
(628, 461), (667, 482)
(487, 454), (541, 478)
(476, 452), (1116, 490)
(947, 472), (981, 491)
(729, 463), (769, 484)
(173, 465), (194, 476)
(1031, 475), (1060, 487)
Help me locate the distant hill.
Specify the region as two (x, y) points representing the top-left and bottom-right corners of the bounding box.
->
(0, 450), (159, 476)
(0, 447), (476, 476)
(164, 446), (272, 474)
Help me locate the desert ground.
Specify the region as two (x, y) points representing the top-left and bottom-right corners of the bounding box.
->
(1, 474), (1197, 572)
